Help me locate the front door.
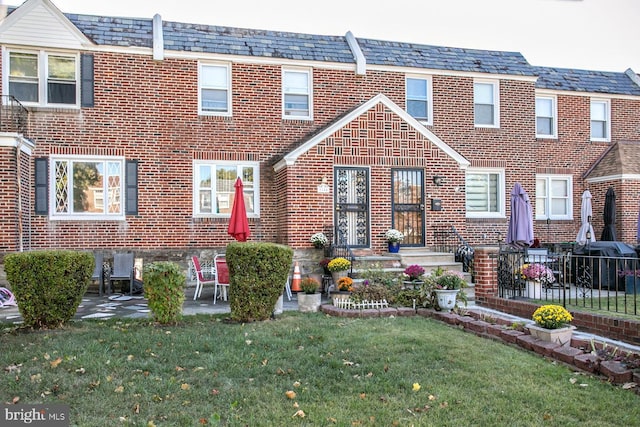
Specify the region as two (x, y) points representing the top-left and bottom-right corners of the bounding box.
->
(391, 169), (425, 246)
(334, 167), (369, 247)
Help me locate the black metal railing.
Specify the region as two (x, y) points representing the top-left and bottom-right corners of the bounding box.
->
(327, 226), (356, 277)
(0, 95), (28, 136)
(497, 245), (639, 317)
(433, 226), (474, 274)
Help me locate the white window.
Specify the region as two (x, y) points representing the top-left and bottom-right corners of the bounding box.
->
(474, 80), (499, 127)
(282, 68), (312, 119)
(536, 95), (557, 138)
(406, 76), (432, 124)
(590, 99), (610, 141)
(199, 63), (231, 115)
(465, 168), (505, 218)
(6, 50), (78, 107)
(51, 156), (125, 220)
(193, 161), (260, 217)
(535, 175), (573, 220)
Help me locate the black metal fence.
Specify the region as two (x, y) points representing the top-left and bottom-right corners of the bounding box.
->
(0, 95), (28, 137)
(433, 226), (474, 275)
(497, 245), (639, 317)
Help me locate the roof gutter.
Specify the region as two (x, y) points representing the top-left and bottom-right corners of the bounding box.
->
(345, 31), (366, 75)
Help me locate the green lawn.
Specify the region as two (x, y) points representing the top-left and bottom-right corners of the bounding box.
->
(1, 313), (638, 426)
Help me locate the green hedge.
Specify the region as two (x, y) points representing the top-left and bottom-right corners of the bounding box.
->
(226, 242), (293, 322)
(143, 261), (186, 325)
(4, 250), (93, 328)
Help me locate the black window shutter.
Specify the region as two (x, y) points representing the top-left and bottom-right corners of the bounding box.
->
(81, 53), (94, 107)
(125, 160), (138, 215)
(34, 157), (48, 215)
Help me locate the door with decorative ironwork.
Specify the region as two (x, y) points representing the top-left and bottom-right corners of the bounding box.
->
(334, 167), (369, 247)
(392, 169), (425, 246)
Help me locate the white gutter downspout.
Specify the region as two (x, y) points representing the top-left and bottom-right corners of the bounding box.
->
(152, 14), (164, 61)
(16, 139), (23, 252)
(345, 31), (366, 76)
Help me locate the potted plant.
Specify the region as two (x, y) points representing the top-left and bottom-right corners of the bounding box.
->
(527, 304), (574, 345)
(319, 258), (332, 275)
(385, 229), (404, 253)
(403, 264), (425, 288)
(520, 263), (555, 299)
(429, 268), (467, 311)
(310, 232), (328, 249)
(336, 276), (353, 292)
(617, 269), (640, 295)
(327, 257), (351, 283)
(297, 277), (321, 312)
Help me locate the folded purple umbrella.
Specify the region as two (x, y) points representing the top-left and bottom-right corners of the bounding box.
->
(506, 182), (534, 249)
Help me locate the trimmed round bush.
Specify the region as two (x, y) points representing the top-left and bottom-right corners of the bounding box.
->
(226, 242), (293, 322)
(143, 261), (186, 325)
(4, 250), (93, 329)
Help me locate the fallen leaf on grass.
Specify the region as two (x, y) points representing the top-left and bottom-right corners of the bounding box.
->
(293, 402), (299, 408)
(292, 410), (305, 418)
(176, 366), (185, 371)
(412, 383), (420, 392)
(127, 355), (134, 361)
(285, 390), (296, 399)
(343, 359), (354, 366)
(181, 383), (190, 391)
(199, 418), (208, 425)
(12, 396), (20, 404)
(439, 402), (448, 408)
(75, 367), (86, 374)
(4, 364), (22, 374)
(210, 389), (220, 395)
(293, 381), (301, 388)
(569, 378), (577, 384)
(359, 393), (366, 399)
(622, 383), (636, 390)
(261, 359), (268, 366)
(30, 374), (41, 383)
(114, 385), (124, 393)
(428, 394), (436, 401)
(50, 357), (62, 368)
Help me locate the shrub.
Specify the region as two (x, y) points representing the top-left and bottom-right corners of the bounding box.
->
(4, 250), (93, 329)
(351, 282), (390, 302)
(300, 277), (319, 294)
(226, 242), (293, 322)
(144, 261), (185, 325)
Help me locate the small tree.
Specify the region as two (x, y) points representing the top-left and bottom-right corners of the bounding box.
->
(4, 250), (92, 329)
(226, 242), (293, 322)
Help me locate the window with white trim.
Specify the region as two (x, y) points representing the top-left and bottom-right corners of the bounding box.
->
(536, 95), (557, 138)
(465, 168), (505, 218)
(282, 68), (312, 119)
(474, 80), (499, 127)
(193, 161), (259, 217)
(535, 175), (573, 220)
(7, 50), (78, 106)
(406, 76), (432, 124)
(51, 156), (124, 220)
(199, 63), (231, 115)
(590, 99), (610, 141)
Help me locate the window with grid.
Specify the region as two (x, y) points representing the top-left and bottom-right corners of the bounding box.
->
(536, 95), (557, 138)
(283, 69), (311, 119)
(193, 161), (259, 217)
(8, 51), (78, 106)
(199, 63), (231, 115)
(465, 169), (505, 218)
(52, 157), (124, 219)
(535, 175), (572, 220)
(474, 80), (499, 127)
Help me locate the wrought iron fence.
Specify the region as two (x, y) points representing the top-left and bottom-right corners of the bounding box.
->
(0, 95), (28, 136)
(497, 245), (639, 317)
(433, 226), (474, 275)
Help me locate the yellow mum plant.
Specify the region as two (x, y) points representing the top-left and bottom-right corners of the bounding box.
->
(532, 304), (573, 329)
(327, 257), (351, 272)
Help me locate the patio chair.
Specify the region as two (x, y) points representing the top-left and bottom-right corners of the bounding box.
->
(109, 252), (135, 296)
(213, 254), (230, 304)
(192, 255), (216, 301)
(91, 253), (105, 295)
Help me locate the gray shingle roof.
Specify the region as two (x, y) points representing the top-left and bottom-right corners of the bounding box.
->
(535, 67), (640, 96)
(67, 13), (154, 48)
(357, 38), (535, 76)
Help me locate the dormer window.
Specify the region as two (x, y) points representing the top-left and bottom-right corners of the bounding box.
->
(7, 50), (78, 107)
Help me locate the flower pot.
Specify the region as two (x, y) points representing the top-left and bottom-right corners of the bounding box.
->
(525, 280), (542, 299)
(331, 271), (348, 283)
(526, 324), (575, 346)
(388, 242), (400, 253)
(297, 293), (322, 312)
(434, 289), (460, 311)
(273, 294), (284, 315)
(403, 280), (424, 289)
(625, 276), (638, 295)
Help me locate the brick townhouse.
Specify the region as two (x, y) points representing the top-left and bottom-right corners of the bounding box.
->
(1, 0), (640, 268)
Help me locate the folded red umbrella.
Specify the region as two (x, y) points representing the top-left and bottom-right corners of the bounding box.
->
(228, 177), (250, 242)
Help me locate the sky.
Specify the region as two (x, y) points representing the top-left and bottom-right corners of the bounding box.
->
(6, 0), (640, 73)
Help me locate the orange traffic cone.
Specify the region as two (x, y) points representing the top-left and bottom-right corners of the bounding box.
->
(291, 262), (302, 292)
